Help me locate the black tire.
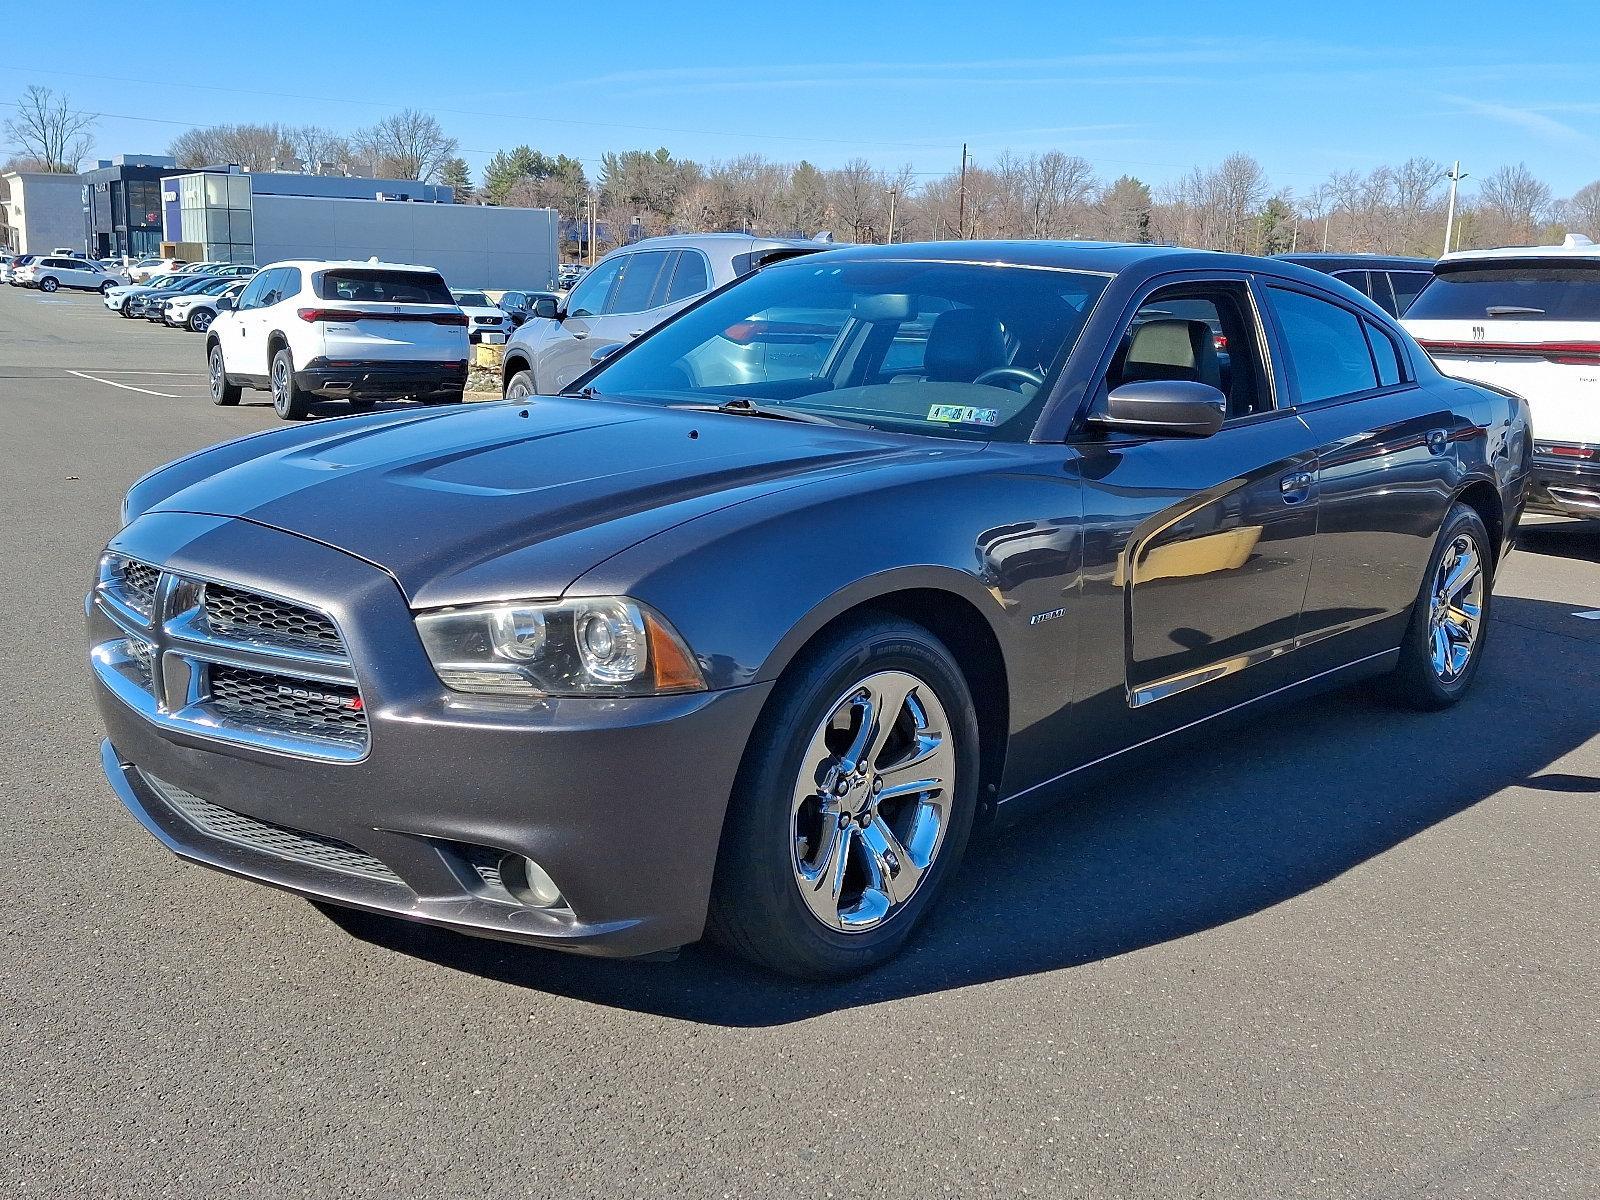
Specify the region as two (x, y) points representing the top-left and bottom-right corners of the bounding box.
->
(708, 615), (981, 980)
(1385, 501), (1493, 710)
(118, 299), (133, 317)
(270, 346), (310, 420)
(208, 343), (241, 406)
(39, 276), (58, 293)
(99, 280), (114, 295)
(504, 369), (536, 400)
(188, 309), (213, 333)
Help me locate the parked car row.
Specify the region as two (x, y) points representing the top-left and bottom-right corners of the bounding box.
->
(102, 265), (258, 331)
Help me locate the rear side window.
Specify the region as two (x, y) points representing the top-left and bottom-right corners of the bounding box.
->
(1406, 263), (1600, 321)
(315, 269), (451, 304)
(1365, 321), (1405, 386)
(664, 251), (710, 303)
(1388, 271), (1431, 315)
(1268, 287), (1379, 404)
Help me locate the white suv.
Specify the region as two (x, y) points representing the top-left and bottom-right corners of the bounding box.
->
(14, 255), (116, 294)
(1403, 236), (1600, 520)
(206, 259), (470, 420)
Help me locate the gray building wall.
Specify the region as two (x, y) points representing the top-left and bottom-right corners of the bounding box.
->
(251, 195), (559, 290)
(1, 172), (87, 254)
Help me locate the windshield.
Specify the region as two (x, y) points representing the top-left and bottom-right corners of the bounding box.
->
(453, 291), (492, 306)
(1407, 262), (1600, 321)
(584, 258), (1110, 442)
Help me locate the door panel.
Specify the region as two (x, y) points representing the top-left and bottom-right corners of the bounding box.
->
(1099, 415), (1319, 705)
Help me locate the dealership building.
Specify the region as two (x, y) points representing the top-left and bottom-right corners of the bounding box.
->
(160, 165), (558, 291)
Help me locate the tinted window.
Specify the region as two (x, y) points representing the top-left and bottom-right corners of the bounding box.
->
(234, 271), (270, 310)
(1112, 284), (1271, 418)
(607, 250), (673, 314)
(1388, 271), (1431, 315)
(1366, 321), (1404, 386)
(1269, 287), (1379, 403)
(454, 291), (492, 307)
(314, 268), (450, 304)
(590, 259), (1110, 443)
(664, 251), (710, 303)
(566, 256), (623, 317)
(1406, 263), (1600, 321)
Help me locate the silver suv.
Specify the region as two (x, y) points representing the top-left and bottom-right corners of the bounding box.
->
(501, 233), (828, 397)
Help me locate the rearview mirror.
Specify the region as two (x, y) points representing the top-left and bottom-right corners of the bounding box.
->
(1093, 380), (1226, 438)
(532, 296), (561, 321)
(215, 295), (235, 312)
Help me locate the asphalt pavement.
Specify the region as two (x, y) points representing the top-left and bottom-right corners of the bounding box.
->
(1, 284), (1595, 1198)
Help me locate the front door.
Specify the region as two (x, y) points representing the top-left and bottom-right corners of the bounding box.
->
(229, 267), (280, 379)
(1069, 275), (1321, 742)
(538, 253), (626, 392)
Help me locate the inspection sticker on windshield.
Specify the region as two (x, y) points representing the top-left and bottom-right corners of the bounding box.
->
(927, 404), (999, 426)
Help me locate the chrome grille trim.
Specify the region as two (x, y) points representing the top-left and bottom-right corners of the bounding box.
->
(140, 771), (403, 885)
(90, 564), (368, 763)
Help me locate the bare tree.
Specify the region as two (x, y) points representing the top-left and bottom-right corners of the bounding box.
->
(284, 125), (353, 172)
(1566, 180), (1600, 240)
(1476, 163), (1553, 245)
(5, 85), (95, 172)
(170, 123), (294, 171)
(826, 158), (887, 241)
(356, 110), (459, 183)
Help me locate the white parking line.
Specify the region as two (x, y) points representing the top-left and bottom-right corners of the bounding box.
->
(65, 370), (179, 398)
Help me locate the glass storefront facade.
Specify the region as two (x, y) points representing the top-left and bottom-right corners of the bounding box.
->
(177, 172), (254, 263)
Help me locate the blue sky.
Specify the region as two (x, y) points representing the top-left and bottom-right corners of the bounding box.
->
(7, 1), (1599, 197)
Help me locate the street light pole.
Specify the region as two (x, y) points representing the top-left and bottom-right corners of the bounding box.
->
(1443, 161), (1467, 255)
(886, 188), (897, 244)
(956, 143), (969, 239)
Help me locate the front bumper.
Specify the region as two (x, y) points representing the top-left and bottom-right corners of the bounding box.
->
(1528, 454), (1600, 518)
(296, 358), (469, 399)
(89, 512), (771, 958)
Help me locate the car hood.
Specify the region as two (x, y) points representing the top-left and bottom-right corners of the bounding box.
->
(142, 397), (963, 608)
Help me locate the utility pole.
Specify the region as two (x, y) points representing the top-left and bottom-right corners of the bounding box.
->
(1443, 161), (1467, 255)
(586, 189), (597, 267)
(1321, 208), (1331, 253)
(956, 143), (969, 239)
(886, 188), (898, 244)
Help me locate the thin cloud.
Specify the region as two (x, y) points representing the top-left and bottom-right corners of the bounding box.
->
(1436, 93), (1593, 144)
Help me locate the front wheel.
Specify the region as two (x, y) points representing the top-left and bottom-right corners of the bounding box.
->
(208, 344), (241, 406)
(188, 309), (213, 333)
(270, 347), (310, 420)
(1385, 502), (1492, 710)
(708, 616), (980, 979)
(504, 369), (536, 400)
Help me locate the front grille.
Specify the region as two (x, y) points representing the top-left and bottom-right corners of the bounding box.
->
(142, 772), (402, 885)
(209, 664), (367, 742)
(204, 583), (343, 653)
(119, 559), (159, 616)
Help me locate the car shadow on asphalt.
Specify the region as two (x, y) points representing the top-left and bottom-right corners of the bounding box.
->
(322, 594), (1597, 1027)
(1516, 519), (1599, 564)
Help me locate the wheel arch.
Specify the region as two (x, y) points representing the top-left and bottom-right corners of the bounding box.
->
(1453, 477), (1504, 569)
(756, 572), (1012, 819)
(502, 348), (532, 392)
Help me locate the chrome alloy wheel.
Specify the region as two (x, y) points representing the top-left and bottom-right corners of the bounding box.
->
(271, 356), (291, 407)
(1428, 533), (1484, 682)
(208, 348), (225, 398)
(790, 670), (956, 933)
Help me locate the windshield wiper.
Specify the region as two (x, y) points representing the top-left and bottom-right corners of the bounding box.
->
(671, 397), (857, 427)
(1486, 305), (1545, 317)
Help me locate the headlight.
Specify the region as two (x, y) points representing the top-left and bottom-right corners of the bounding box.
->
(415, 596), (705, 697)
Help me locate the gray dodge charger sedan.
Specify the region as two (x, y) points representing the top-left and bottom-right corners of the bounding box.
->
(88, 241), (1531, 979)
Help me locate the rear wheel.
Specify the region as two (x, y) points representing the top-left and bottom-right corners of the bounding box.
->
(39, 276), (58, 292)
(208, 344), (241, 406)
(708, 616), (980, 979)
(1385, 502), (1492, 710)
(99, 280), (114, 295)
(270, 347), (310, 420)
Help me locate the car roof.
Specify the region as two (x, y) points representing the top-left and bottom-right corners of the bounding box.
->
(1439, 235), (1600, 265)
(1275, 253), (1435, 270)
(781, 239), (1353, 280)
(259, 259), (445, 273)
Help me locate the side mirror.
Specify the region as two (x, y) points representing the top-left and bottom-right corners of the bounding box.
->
(1093, 380), (1226, 438)
(589, 343), (623, 366)
(215, 295), (235, 312)
(532, 296), (561, 321)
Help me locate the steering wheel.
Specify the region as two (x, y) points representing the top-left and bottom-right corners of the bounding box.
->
(972, 366), (1044, 392)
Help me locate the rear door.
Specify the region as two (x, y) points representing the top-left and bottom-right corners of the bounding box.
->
(309, 267), (466, 365)
(1266, 279), (1459, 652)
(1403, 258), (1600, 448)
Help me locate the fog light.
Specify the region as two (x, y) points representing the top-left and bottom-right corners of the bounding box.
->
(501, 854), (565, 908)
